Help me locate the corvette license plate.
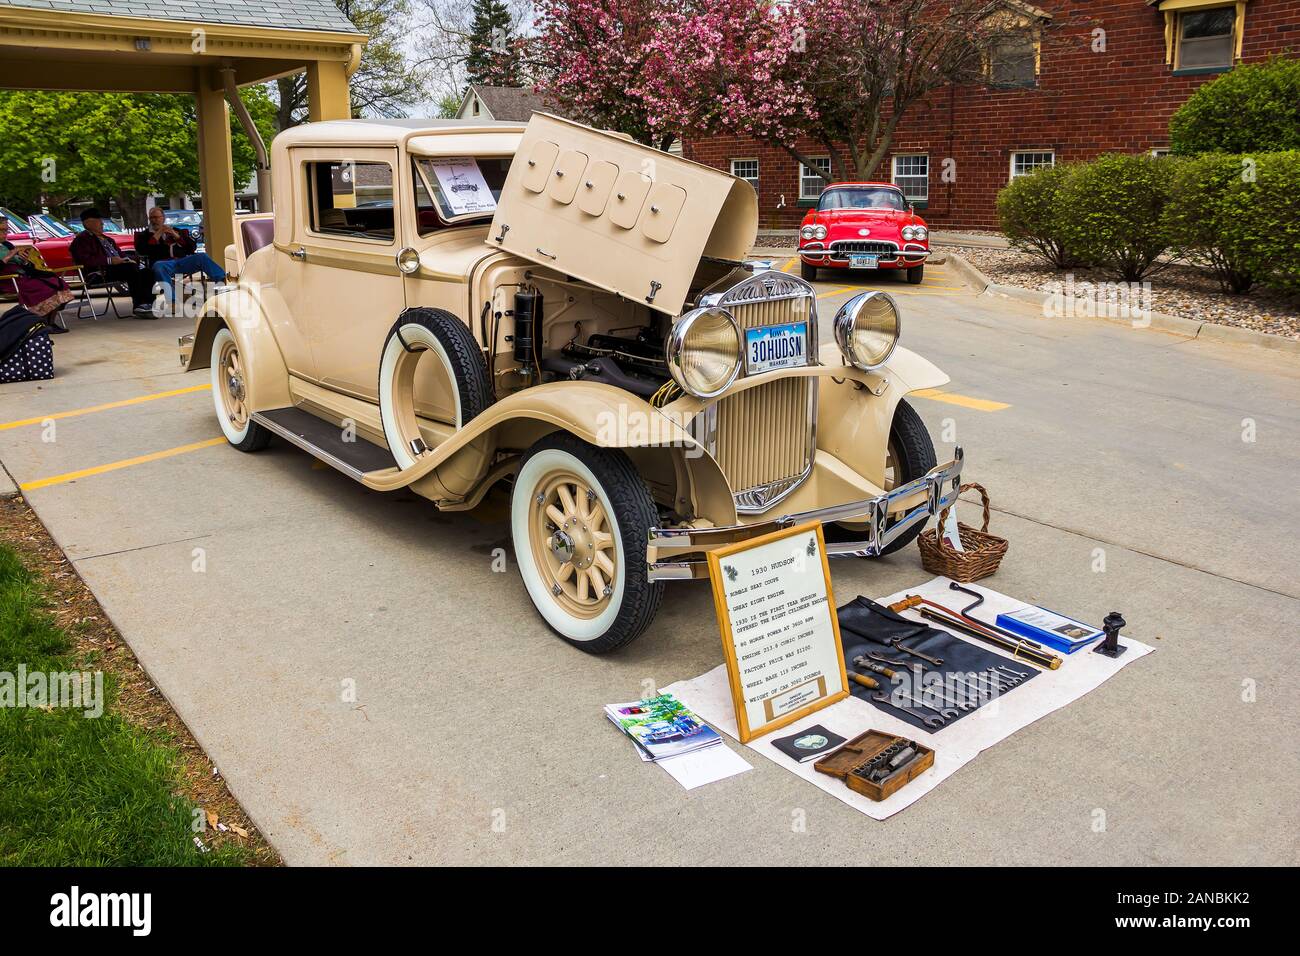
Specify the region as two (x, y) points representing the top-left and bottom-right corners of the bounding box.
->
(850, 254), (879, 269)
(745, 322), (809, 374)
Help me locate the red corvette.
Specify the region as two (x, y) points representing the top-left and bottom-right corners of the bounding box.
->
(797, 182), (930, 284)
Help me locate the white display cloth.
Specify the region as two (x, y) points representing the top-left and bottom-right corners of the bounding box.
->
(663, 577), (1154, 819)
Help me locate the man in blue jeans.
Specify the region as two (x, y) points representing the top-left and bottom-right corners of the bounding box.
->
(135, 207), (226, 315)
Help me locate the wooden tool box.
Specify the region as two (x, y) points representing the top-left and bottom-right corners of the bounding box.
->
(814, 729), (934, 801)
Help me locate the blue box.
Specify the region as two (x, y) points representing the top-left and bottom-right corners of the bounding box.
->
(996, 606), (1104, 654)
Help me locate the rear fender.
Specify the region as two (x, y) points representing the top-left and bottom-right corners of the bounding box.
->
(184, 286), (291, 413)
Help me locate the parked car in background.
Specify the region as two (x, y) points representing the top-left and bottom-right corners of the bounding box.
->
(1, 206), (76, 270)
(798, 183), (931, 284)
(163, 209), (204, 246)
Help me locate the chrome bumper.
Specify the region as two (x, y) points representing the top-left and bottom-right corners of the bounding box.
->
(647, 447), (963, 581)
(178, 333), (195, 367)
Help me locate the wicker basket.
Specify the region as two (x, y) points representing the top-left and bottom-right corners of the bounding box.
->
(917, 482), (1008, 582)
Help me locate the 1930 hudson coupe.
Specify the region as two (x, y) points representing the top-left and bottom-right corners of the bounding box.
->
(180, 114), (963, 652)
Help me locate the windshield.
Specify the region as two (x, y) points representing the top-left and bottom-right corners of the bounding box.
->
(1, 208), (29, 233)
(818, 187), (906, 212)
(30, 214), (73, 238)
(413, 156), (510, 230)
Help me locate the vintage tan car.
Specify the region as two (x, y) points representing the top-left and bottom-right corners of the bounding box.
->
(180, 113), (963, 652)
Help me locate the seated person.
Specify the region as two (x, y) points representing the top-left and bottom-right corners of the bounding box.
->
(68, 209), (156, 317)
(0, 217), (72, 331)
(135, 207), (226, 312)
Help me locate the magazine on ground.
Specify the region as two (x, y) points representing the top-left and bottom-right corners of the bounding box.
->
(605, 694), (722, 761)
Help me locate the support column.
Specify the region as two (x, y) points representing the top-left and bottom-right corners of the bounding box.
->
(306, 59), (351, 122)
(195, 68), (236, 264)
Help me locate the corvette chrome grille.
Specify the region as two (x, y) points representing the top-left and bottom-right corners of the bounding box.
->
(829, 240), (898, 258)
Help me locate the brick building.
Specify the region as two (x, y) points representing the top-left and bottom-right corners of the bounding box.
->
(681, 0), (1299, 229)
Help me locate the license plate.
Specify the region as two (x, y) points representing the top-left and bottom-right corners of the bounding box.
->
(745, 322), (809, 374)
(850, 255), (879, 269)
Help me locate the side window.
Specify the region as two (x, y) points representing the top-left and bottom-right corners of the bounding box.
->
(306, 160), (394, 241)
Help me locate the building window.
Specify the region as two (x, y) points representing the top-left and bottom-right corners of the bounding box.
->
(1176, 7), (1235, 71)
(988, 33), (1038, 88)
(799, 157), (832, 200)
(1151, 148), (1172, 158)
(731, 159), (759, 191)
(891, 154), (929, 202)
(1010, 151), (1054, 179)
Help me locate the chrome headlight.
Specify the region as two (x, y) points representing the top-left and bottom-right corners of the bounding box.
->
(833, 291), (900, 371)
(914, 225), (928, 241)
(667, 306), (742, 398)
(813, 224), (827, 240)
(901, 225), (917, 241)
(800, 225), (816, 240)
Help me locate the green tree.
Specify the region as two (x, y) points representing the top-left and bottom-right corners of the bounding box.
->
(435, 92), (464, 118)
(465, 0), (521, 86)
(275, 0), (429, 129)
(0, 88), (275, 226)
(1170, 56), (1300, 155)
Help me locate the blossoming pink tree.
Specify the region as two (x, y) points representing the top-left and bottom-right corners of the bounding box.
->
(533, 0), (682, 149)
(536, 0), (1061, 186)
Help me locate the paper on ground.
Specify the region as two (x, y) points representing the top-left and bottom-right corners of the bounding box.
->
(657, 744), (752, 790)
(664, 577), (1153, 818)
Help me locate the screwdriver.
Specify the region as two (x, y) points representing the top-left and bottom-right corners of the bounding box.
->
(847, 672), (881, 691)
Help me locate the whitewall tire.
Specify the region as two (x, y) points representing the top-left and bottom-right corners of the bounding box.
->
(211, 327), (270, 451)
(377, 308), (492, 469)
(511, 433), (663, 653)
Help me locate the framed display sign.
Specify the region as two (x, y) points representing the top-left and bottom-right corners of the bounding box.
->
(707, 521), (849, 743)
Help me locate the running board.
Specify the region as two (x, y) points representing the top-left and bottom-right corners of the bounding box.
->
(251, 407), (397, 481)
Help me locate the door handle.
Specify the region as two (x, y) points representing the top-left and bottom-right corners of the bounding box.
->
(289, 246), (306, 261)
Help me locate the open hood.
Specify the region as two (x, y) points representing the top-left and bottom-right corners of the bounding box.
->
(486, 113), (757, 317)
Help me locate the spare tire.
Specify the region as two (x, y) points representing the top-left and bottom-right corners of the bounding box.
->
(377, 308), (493, 469)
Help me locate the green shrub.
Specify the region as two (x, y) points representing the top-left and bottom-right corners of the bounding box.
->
(1056, 154), (1176, 283)
(1222, 151), (1300, 294)
(1170, 57), (1300, 156)
(1164, 153), (1257, 293)
(996, 164), (1083, 269)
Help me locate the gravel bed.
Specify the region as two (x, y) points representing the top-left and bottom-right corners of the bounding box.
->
(953, 244), (1300, 340)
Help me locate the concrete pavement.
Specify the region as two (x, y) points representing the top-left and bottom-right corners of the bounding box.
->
(1, 264), (1297, 865)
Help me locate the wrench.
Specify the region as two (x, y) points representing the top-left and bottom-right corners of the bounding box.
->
(871, 692), (945, 729)
(891, 689), (959, 721)
(891, 639), (944, 667)
(917, 682), (976, 712)
(994, 664), (1030, 680)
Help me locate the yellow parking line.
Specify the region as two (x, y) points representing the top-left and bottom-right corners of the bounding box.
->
(19, 437), (226, 491)
(910, 388), (1011, 412)
(815, 286), (858, 299)
(781, 257), (798, 273)
(0, 384), (211, 432)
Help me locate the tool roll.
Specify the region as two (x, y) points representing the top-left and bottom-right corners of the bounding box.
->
(836, 596), (1041, 733)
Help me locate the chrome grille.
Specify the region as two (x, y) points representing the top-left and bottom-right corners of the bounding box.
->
(689, 269), (819, 514)
(829, 240), (898, 259)
(712, 378), (816, 512)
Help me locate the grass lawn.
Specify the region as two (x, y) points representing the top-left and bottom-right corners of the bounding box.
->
(0, 506), (269, 865)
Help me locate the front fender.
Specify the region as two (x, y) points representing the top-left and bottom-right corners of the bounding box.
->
(183, 287), (290, 414)
(818, 346), (949, 489)
(364, 380), (736, 522)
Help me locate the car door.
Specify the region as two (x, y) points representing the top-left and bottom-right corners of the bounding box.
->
(282, 147), (407, 400)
